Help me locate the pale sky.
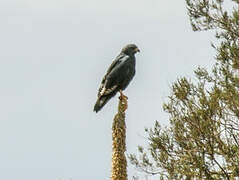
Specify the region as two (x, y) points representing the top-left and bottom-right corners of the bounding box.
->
(0, 0), (215, 179)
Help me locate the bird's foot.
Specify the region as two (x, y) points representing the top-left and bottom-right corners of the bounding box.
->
(119, 90), (128, 112)
(119, 90), (128, 100)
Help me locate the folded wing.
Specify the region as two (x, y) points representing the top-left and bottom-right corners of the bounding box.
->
(94, 55), (130, 112)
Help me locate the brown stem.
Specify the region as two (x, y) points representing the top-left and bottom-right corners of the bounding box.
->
(111, 96), (128, 180)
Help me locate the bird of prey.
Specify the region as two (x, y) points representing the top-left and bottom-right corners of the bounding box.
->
(94, 44), (140, 113)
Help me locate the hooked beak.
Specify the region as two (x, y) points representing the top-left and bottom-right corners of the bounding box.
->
(134, 47), (140, 53)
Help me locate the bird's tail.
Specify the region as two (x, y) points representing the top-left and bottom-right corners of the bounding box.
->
(94, 96), (109, 113)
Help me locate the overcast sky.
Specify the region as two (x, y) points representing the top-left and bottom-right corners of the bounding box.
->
(0, 0), (215, 179)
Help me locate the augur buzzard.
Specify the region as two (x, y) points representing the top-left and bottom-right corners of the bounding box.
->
(94, 44), (140, 113)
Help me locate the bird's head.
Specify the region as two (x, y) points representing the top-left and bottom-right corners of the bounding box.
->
(121, 44), (140, 56)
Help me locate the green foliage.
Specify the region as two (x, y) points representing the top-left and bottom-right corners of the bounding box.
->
(129, 0), (239, 179)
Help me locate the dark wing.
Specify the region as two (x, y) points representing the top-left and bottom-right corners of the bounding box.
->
(94, 54), (130, 112)
(97, 54), (129, 97)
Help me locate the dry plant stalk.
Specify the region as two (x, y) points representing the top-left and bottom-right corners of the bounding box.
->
(111, 95), (128, 180)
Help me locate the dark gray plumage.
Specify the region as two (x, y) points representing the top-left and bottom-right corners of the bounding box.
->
(94, 44), (140, 113)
